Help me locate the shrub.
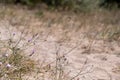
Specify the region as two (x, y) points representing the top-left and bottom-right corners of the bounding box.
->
(100, 0), (120, 8)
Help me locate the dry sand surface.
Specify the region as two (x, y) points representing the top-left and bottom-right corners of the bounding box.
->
(0, 5), (120, 80)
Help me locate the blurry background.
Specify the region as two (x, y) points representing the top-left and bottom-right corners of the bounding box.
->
(0, 0), (120, 11)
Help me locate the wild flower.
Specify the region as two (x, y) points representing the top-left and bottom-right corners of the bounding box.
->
(29, 49), (35, 56)
(5, 54), (9, 57)
(0, 62), (2, 66)
(6, 64), (11, 68)
(13, 33), (15, 36)
(28, 38), (32, 42)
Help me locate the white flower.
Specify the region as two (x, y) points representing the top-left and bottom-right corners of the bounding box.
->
(0, 62), (2, 66)
(6, 64), (11, 68)
(5, 54), (9, 57)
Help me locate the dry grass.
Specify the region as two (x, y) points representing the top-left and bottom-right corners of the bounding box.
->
(0, 4), (120, 80)
(0, 29), (37, 80)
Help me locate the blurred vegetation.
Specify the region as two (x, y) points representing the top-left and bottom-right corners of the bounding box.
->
(0, 0), (120, 11)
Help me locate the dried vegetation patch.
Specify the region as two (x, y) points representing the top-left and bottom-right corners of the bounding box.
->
(0, 4), (120, 80)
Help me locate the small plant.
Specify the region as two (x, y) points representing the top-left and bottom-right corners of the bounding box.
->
(100, 26), (120, 41)
(0, 28), (38, 80)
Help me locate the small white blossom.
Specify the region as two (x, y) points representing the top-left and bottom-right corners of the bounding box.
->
(6, 64), (11, 68)
(5, 54), (9, 57)
(0, 62), (2, 66)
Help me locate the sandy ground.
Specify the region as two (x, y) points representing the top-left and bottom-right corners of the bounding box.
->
(0, 20), (120, 80)
(0, 5), (120, 80)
